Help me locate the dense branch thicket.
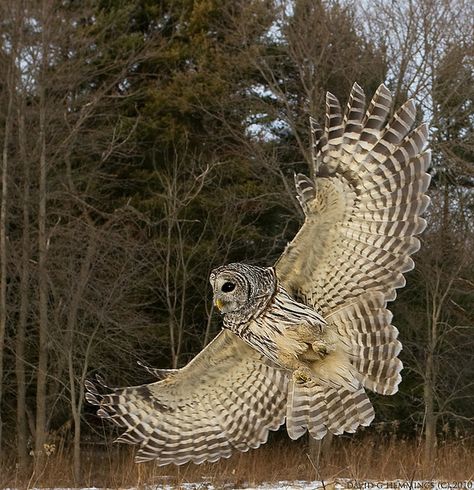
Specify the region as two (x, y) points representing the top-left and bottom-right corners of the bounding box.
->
(0, 0), (472, 482)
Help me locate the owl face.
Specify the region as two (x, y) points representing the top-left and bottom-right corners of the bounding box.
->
(210, 266), (251, 314)
(209, 263), (276, 316)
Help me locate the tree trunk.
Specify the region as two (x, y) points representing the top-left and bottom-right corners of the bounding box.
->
(424, 274), (440, 468)
(423, 346), (436, 467)
(34, 0), (50, 472)
(16, 90), (30, 471)
(307, 431), (333, 474)
(66, 229), (97, 483)
(0, 38), (15, 459)
(423, 180), (450, 468)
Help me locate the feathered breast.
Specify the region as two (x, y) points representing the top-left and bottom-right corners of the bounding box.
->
(225, 285), (326, 367)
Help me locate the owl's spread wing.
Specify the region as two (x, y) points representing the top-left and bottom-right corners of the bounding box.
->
(87, 84), (432, 463)
(276, 83), (430, 315)
(86, 329), (288, 464)
(275, 83), (430, 407)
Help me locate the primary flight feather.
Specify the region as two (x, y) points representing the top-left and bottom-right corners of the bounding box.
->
(86, 82), (431, 464)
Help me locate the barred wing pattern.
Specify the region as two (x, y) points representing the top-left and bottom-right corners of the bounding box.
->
(87, 83), (430, 464)
(86, 329), (288, 464)
(278, 83), (430, 311)
(276, 83), (430, 436)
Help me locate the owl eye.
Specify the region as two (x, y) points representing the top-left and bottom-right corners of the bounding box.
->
(221, 282), (236, 293)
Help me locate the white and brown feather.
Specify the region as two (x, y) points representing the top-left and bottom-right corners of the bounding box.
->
(224, 282), (326, 366)
(86, 83), (430, 465)
(276, 82), (430, 435)
(86, 329), (288, 464)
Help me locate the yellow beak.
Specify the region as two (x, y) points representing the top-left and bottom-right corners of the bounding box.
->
(214, 298), (223, 311)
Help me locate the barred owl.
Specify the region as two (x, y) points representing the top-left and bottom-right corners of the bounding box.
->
(86, 83), (431, 464)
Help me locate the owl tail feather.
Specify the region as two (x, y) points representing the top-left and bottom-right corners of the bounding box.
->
(326, 291), (403, 396)
(286, 380), (374, 440)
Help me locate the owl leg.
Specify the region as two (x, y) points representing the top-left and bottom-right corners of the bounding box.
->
(293, 366), (315, 385)
(277, 351), (315, 386)
(312, 327), (337, 359)
(311, 339), (336, 359)
(288, 324), (335, 361)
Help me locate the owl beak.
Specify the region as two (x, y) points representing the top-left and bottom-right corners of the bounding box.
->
(214, 298), (224, 311)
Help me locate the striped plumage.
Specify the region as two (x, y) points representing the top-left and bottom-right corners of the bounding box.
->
(86, 83), (430, 464)
(87, 329), (288, 464)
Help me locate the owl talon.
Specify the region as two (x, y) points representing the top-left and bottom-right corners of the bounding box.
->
(311, 340), (335, 359)
(293, 367), (313, 385)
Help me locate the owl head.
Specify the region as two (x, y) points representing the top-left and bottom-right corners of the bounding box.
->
(209, 263), (276, 317)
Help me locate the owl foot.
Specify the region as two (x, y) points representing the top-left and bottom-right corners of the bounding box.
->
(293, 367), (314, 385)
(311, 340), (335, 359)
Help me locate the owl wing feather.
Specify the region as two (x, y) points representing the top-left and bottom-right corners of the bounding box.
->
(86, 329), (288, 464)
(87, 83), (431, 463)
(275, 83), (430, 438)
(276, 83), (430, 313)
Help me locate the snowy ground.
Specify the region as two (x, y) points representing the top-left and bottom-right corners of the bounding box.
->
(139, 482), (472, 490)
(250, 482), (473, 490)
(6, 480), (473, 490)
(184, 482), (472, 490)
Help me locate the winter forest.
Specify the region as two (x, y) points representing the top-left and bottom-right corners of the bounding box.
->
(0, 0), (472, 487)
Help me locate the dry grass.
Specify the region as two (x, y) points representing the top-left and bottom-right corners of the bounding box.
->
(2, 435), (473, 489)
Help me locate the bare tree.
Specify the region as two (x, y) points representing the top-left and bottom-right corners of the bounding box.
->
(34, 0), (51, 471)
(0, 0), (167, 478)
(16, 90), (30, 470)
(0, 0), (24, 458)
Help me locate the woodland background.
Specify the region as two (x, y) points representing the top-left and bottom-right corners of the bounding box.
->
(0, 0), (472, 486)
